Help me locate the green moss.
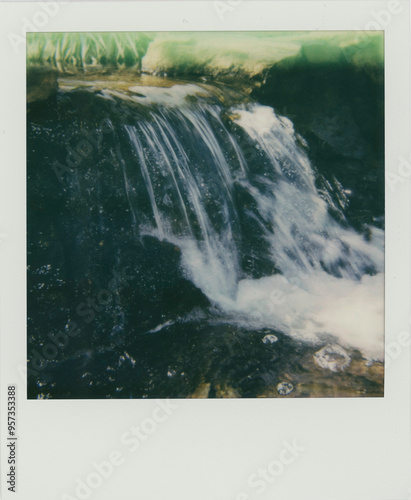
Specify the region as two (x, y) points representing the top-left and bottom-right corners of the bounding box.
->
(27, 31), (383, 79)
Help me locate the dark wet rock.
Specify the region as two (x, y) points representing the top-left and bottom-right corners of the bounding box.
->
(262, 333), (278, 344)
(252, 42), (384, 231)
(189, 382), (211, 398)
(313, 344), (351, 372)
(277, 381), (294, 395)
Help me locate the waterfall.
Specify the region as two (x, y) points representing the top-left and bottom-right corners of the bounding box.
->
(26, 28), (386, 400)
(110, 83), (384, 360)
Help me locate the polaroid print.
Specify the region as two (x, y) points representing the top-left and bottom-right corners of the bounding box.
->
(26, 30), (385, 399)
(1, 2), (410, 500)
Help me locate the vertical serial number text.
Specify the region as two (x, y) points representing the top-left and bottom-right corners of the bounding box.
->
(6, 385), (17, 492)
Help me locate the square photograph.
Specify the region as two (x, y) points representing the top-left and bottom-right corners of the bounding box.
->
(26, 31), (384, 399)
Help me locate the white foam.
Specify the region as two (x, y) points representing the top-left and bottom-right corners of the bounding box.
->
(125, 97), (384, 362)
(230, 271), (383, 360)
(170, 231), (384, 360)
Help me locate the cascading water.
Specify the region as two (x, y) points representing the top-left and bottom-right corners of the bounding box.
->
(100, 83), (383, 360)
(27, 31), (385, 398)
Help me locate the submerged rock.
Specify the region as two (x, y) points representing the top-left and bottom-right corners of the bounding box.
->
(215, 383), (241, 398)
(313, 344), (351, 372)
(277, 382), (293, 395)
(262, 334), (278, 344)
(27, 67), (58, 103)
(189, 382), (211, 399)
